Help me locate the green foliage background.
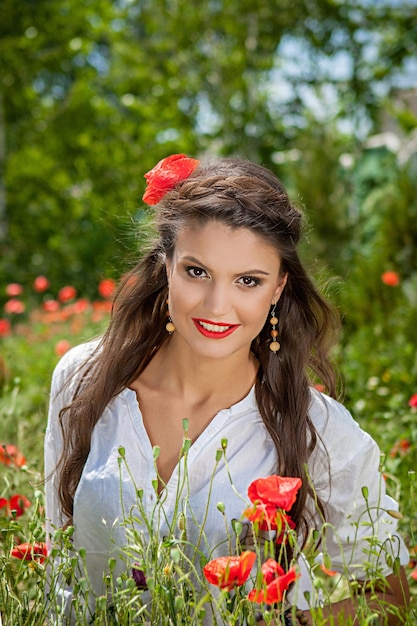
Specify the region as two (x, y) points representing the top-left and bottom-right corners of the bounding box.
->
(1, 0), (416, 466)
(1, 0), (416, 287)
(1, 2), (416, 409)
(0, 1), (417, 621)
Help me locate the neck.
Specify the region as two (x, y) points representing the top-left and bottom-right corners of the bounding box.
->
(143, 336), (258, 403)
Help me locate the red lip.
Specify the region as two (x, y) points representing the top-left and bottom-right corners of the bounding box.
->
(192, 318), (240, 339)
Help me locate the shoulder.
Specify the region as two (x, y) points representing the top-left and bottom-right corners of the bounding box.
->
(308, 388), (379, 460)
(51, 338), (101, 394)
(307, 389), (382, 488)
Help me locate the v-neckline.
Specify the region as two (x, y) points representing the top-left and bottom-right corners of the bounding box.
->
(123, 386), (256, 494)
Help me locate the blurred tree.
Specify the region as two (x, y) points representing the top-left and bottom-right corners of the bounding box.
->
(0, 0), (416, 296)
(0, 0), (130, 293)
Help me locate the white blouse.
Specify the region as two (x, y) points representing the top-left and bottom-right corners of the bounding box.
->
(45, 341), (408, 621)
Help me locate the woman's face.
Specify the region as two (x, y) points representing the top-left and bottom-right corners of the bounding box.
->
(165, 221), (287, 361)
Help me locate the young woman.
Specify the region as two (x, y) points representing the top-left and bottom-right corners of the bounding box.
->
(45, 154), (410, 625)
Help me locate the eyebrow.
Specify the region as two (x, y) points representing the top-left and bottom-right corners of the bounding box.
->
(181, 255), (271, 276)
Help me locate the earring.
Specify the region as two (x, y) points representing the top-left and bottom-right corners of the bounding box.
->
(165, 298), (175, 334)
(269, 304), (280, 353)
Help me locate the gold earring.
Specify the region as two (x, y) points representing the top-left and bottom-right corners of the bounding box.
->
(165, 298), (175, 334)
(269, 304), (280, 353)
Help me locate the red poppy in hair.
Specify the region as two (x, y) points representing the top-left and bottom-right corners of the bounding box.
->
(143, 153), (200, 205)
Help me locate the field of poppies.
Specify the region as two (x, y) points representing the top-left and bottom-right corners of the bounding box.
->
(0, 275), (416, 625)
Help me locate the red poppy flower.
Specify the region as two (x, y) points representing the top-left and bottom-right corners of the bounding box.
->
(98, 278), (116, 299)
(11, 542), (48, 564)
(389, 438), (411, 458)
(58, 285), (77, 302)
(275, 513), (296, 544)
(244, 501), (281, 530)
(6, 283), (23, 297)
(143, 154), (200, 205)
(381, 271), (400, 287)
(203, 550), (256, 591)
(320, 564), (337, 576)
(42, 299), (60, 312)
(410, 567), (417, 581)
(248, 476), (302, 512)
(0, 494), (31, 517)
(0, 318), (11, 336)
(0, 444), (26, 467)
(10, 494), (31, 517)
(4, 299), (25, 314)
(55, 339), (72, 357)
(71, 298), (90, 314)
(33, 275), (50, 292)
(243, 502), (295, 536)
(408, 394), (417, 408)
(248, 559), (299, 604)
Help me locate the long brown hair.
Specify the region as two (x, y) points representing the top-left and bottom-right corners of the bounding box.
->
(56, 156), (340, 549)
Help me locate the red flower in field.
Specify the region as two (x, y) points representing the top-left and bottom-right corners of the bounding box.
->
(244, 501), (282, 530)
(6, 283), (23, 297)
(0, 494), (31, 517)
(248, 559), (299, 604)
(203, 550), (256, 591)
(11, 542), (48, 564)
(408, 394), (417, 408)
(0, 444), (26, 467)
(74, 298), (90, 313)
(0, 318), (11, 336)
(244, 502), (295, 537)
(381, 271), (400, 287)
(42, 299), (60, 312)
(98, 278), (116, 299)
(55, 339), (72, 356)
(389, 438), (411, 458)
(260, 558), (285, 583)
(58, 285), (77, 302)
(275, 513), (296, 544)
(248, 476), (302, 512)
(63, 299), (89, 316)
(10, 494), (31, 517)
(143, 154), (200, 205)
(410, 567), (417, 581)
(4, 299), (25, 314)
(320, 564), (338, 576)
(92, 300), (112, 312)
(42, 300), (61, 313)
(33, 275), (50, 292)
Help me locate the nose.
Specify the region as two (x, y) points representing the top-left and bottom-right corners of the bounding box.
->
(204, 281), (232, 318)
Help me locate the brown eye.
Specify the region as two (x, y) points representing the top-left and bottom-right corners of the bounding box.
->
(186, 266), (207, 278)
(238, 276), (261, 287)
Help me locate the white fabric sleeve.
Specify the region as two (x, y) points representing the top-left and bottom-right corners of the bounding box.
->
(288, 393), (409, 611)
(44, 341), (99, 623)
(308, 393), (409, 579)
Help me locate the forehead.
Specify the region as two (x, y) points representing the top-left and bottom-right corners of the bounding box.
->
(173, 221), (282, 271)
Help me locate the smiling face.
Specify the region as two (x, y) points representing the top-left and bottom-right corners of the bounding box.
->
(165, 221), (287, 361)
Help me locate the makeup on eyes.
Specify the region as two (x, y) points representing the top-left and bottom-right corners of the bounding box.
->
(183, 258), (269, 287)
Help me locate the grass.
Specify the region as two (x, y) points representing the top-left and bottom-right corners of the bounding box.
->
(0, 290), (416, 625)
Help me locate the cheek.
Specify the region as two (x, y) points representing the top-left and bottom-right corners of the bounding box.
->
(241, 297), (271, 326)
(169, 278), (199, 312)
